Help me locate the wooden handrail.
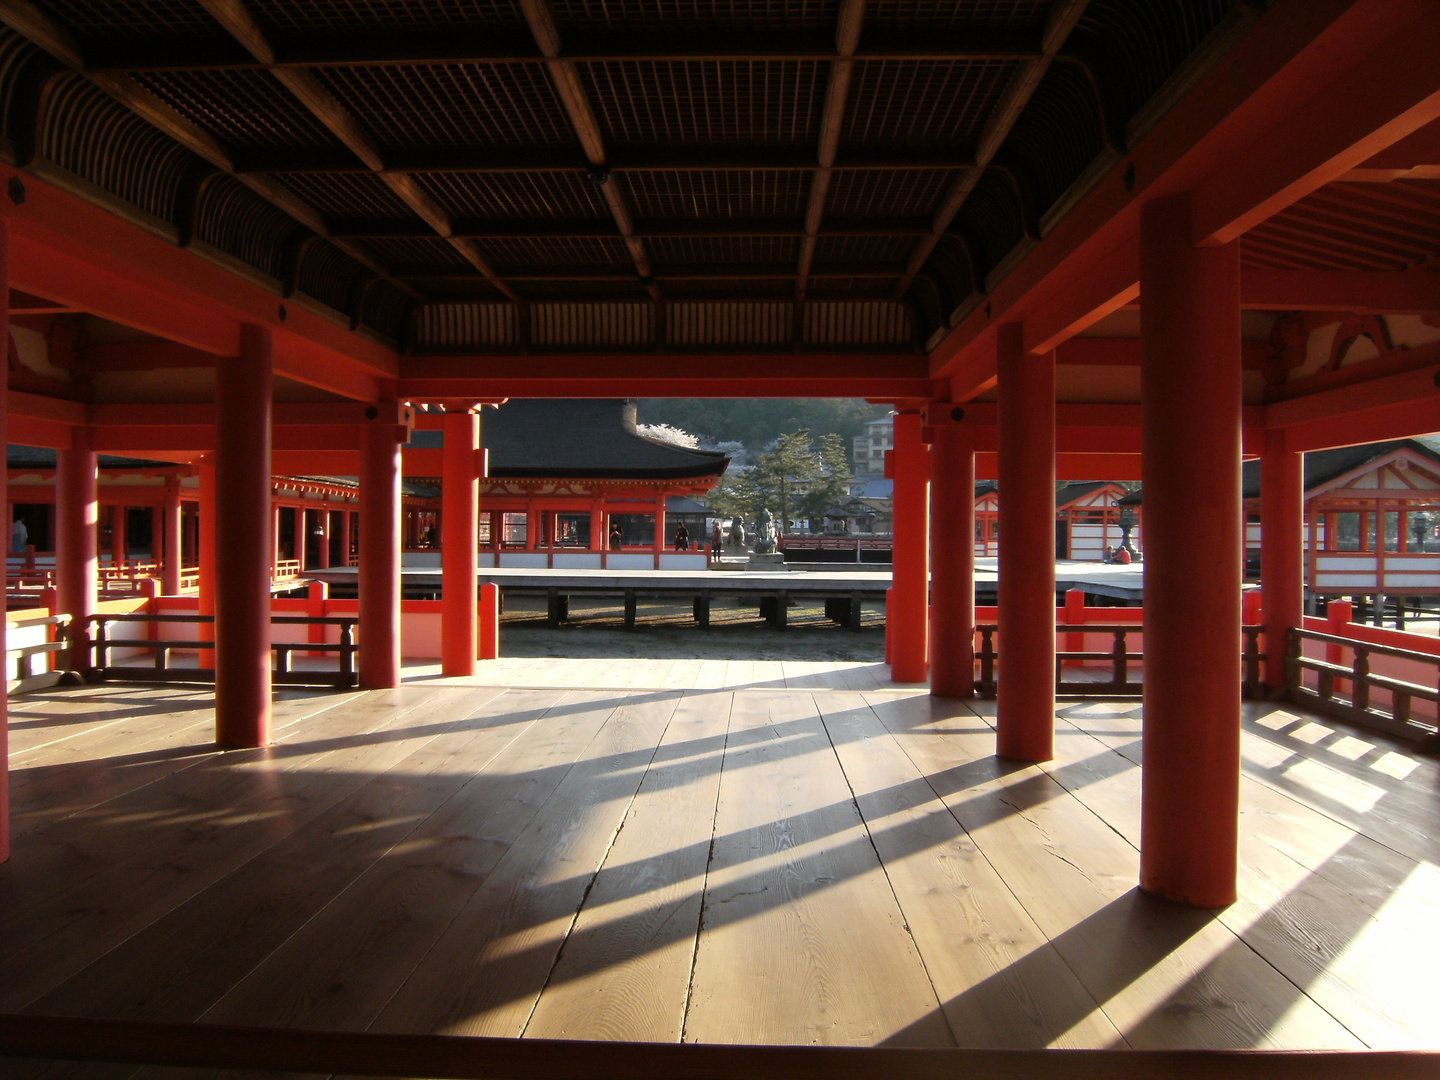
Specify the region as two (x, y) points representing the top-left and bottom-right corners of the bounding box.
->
(1287, 627), (1440, 744)
(0, 1013), (1434, 1080)
(88, 612), (358, 688)
(973, 623), (1263, 699)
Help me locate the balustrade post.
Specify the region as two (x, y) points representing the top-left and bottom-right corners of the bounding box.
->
(1352, 647), (1370, 712)
(1113, 629), (1128, 690)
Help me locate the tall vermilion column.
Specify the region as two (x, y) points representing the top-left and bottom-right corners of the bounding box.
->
(198, 456), (217, 669)
(56, 426), (98, 673)
(0, 215), (8, 862)
(441, 409), (480, 676)
(214, 324), (273, 748)
(314, 508), (330, 570)
(654, 495), (667, 561)
(996, 323), (1056, 761)
(890, 410), (930, 682)
(1140, 193), (1243, 908)
(1261, 428), (1304, 693)
(929, 415), (975, 697)
(292, 504), (306, 572)
(339, 508), (352, 566)
(359, 415), (403, 688)
(162, 486), (182, 594)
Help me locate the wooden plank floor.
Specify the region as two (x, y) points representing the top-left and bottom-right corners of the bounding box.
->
(2, 660), (1438, 1078)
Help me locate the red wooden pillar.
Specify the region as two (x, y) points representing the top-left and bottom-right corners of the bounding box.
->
(314, 507), (331, 570)
(198, 457), (217, 669)
(996, 324), (1056, 761)
(654, 494), (667, 561)
(292, 504), (306, 572)
(590, 501), (603, 553)
(339, 508), (352, 565)
(110, 505), (127, 568)
(162, 486), (182, 595)
(929, 415), (975, 697)
(271, 504), (281, 576)
(1139, 193), (1242, 908)
(214, 324), (273, 748)
(56, 426), (98, 673)
(1261, 428), (1304, 693)
(442, 409), (480, 676)
(359, 414), (402, 688)
(0, 216), (8, 862)
(890, 410), (929, 683)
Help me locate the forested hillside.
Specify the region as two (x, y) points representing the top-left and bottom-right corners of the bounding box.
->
(637, 399), (891, 455)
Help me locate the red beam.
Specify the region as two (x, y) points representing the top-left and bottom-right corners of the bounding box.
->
(976, 451), (1141, 481)
(83, 341), (218, 370)
(1056, 338), (1272, 370)
(399, 354), (936, 400)
(1241, 268), (1440, 312)
(1023, 241), (1138, 356)
(8, 415), (71, 450)
(1284, 398), (1440, 453)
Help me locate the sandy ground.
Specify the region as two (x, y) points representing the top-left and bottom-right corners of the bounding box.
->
(495, 593), (887, 661)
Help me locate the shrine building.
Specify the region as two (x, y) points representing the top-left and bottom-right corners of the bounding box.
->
(0, 0), (1439, 1073)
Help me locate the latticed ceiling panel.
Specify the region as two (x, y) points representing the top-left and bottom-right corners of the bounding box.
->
(364, 235), (475, 270)
(578, 61), (825, 145)
(476, 235), (635, 268)
(315, 64), (576, 150)
(648, 236), (801, 266)
(247, 0), (527, 31)
(618, 170), (810, 218)
(0, 0), (1344, 351)
(417, 171), (611, 219)
(552, 0), (839, 31)
(270, 172), (415, 220)
(132, 69), (346, 151)
(30, 0), (226, 43)
(843, 60), (1017, 145)
(825, 169), (957, 216)
(814, 234), (917, 264)
(866, 0), (1049, 29)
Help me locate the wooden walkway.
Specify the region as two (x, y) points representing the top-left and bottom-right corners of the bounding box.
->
(2, 661), (1437, 1077)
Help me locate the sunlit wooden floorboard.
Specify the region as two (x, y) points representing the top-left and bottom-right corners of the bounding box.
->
(1, 659), (1437, 1079)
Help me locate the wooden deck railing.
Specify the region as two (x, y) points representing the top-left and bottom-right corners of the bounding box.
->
(6, 612), (71, 685)
(89, 612), (358, 688)
(0, 1013), (1433, 1080)
(975, 624), (1264, 699)
(1286, 627), (1440, 745)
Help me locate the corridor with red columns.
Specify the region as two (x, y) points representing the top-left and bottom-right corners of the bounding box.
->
(0, 0), (1439, 1070)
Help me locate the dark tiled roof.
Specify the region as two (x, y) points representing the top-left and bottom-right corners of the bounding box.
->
(1055, 480), (1113, 509)
(436, 399), (729, 480)
(7, 445), (175, 470)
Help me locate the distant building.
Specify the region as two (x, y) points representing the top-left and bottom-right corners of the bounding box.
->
(852, 413), (894, 477)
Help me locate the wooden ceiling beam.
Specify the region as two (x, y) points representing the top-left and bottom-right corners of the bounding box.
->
(194, 0), (520, 304)
(83, 28), (1046, 71)
(517, 0), (659, 302)
(795, 0), (866, 332)
(894, 0), (1092, 300)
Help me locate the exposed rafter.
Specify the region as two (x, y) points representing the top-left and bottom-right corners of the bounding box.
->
(894, 0), (1091, 301)
(193, 0), (519, 304)
(795, 0), (867, 342)
(516, 0), (659, 303)
(0, 0), (423, 303)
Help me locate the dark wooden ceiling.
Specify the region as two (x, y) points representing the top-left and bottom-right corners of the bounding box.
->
(0, 0), (1250, 352)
